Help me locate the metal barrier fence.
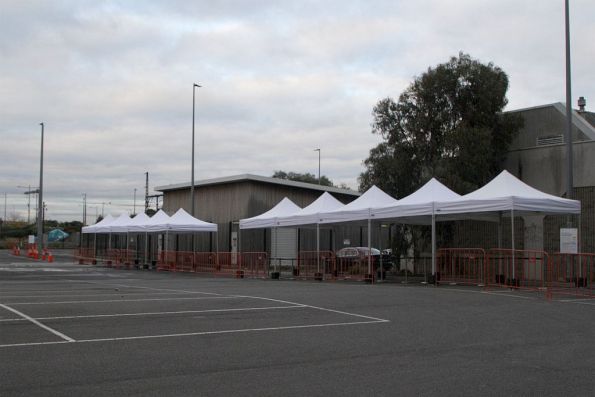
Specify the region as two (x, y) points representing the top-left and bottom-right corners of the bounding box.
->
(547, 253), (594, 298)
(335, 254), (375, 281)
(297, 251), (335, 280)
(153, 251), (267, 278)
(239, 252), (268, 278)
(486, 249), (548, 290)
(437, 248), (486, 286)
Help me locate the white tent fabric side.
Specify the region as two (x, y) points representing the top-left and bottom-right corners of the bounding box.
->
(436, 170), (580, 215)
(96, 213), (130, 233)
(146, 208), (217, 233)
(276, 192), (345, 227)
(81, 214), (115, 234)
(319, 185), (398, 224)
(126, 212), (151, 229)
(127, 209), (171, 233)
(369, 178), (462, 277)
(239, 197), (302, 230)
(105, 213), (133, 233)
(371, 178), (461, 221)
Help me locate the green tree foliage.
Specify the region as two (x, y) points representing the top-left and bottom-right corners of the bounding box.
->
(359, 53), (523, 259)
(359, 52), (522, 196)
(273, 171), (334, 187)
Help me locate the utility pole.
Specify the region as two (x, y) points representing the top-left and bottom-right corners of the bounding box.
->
(82, 193), (87, 226)
(564, 0), (574, 206)
(133, 188), (137, 215)
(37, 123), (44, 254)
(145, 172), (149, 213)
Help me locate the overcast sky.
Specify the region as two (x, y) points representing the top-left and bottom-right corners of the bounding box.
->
(1, 0), (594, 222)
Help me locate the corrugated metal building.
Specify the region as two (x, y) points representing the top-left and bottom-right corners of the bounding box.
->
(155, 175), (390, 258)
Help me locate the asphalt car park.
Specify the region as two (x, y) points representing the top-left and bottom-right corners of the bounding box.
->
(1, 250), (594, 396)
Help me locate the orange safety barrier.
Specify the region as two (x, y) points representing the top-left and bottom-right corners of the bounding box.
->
(335, 253), (375, 281)
(436, 248), (486, 286)
(194, 252), (220, 273)
(240, 252), (268, 278)
(74, 248), (96, 264)
(547, 253), (594, 298)
(486, 249), (548, 290)
(297, 251), (335, 280)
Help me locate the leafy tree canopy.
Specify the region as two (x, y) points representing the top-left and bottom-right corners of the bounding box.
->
(359, 52), (522, 197)
(273, 171), (334, 187)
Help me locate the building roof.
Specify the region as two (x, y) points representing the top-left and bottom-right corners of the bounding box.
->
(506, 102), (595, 140)
(155, 174), (361, 197)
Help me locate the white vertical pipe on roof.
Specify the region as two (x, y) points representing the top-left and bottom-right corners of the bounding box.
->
(367, 217), (372, 276)
(511, 207), (515, 283)
(316, 223), (320, 274)
(431, 202), (436, 278)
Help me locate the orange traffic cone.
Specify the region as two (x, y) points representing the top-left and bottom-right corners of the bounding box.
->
(48, 252), (54, 263)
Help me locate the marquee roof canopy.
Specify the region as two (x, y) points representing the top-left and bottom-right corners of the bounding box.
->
(81, 214), (115, 234)
(144, 208), (217, 233)
(239, 197), (301, 230)
(435, 170), (581, 215)
(275, 192), (345, 227)
(319, 185), (398, 224)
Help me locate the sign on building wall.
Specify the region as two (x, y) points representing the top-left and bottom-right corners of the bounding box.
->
(560, 228), (578, 254)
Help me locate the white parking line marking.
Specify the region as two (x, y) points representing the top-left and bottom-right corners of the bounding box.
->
(9, 296), (240, 305)
(0, 303), (75, 343)
(233, 295), (391, 322)
(78, 281), (222, 296)
(0, 319), (387, 348)
(0, 305), (306, 322)
(0, 292), (205, 299)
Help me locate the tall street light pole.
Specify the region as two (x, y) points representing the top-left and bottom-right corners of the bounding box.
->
(37, 123), (44, 254)
(314, 148), (321, 185)
(191, 83), (201, 217)
(564, 0), (574, 207)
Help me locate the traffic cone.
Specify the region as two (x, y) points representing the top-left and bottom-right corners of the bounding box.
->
(48, 252), (54, 263)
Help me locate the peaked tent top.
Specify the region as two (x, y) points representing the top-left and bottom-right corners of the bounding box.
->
(82, 214), (115, 233)
(104, 213), (132, 233)
(398, 178), (461, 205)
(127, 209), (171, 233)
(370, 178), (461, 221)
(320, 185), (398, 224)
(110, 212), (150, 233)
(161, 208), (218, 232)
(239, 197), (302, 229)
(276, 192), (345, 226)
(436, 170), (581, 215)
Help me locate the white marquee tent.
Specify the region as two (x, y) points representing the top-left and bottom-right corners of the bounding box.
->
(144, 208), (217, 233)
(81, 214), (115, 234)
(275, 192), (345, 227)
(239, 197), (301, 230)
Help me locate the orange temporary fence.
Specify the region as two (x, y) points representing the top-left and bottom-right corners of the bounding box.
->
(335, 253), (374, 281)
(296, 251), (335, 280)
(239, 252), (268, 278)
(436, 248), (486, 286)
(547, 253), (594, 298)
(154, 251), (267, 278)
(486, 249), (548, 290)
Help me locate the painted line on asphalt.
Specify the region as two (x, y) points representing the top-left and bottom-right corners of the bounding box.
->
(0, 305), (306, 322)
(436, 287), (538, 300)
(0, 303), (75, 343)
(0, 291), (203, 299)
(9, 296), (240, 305)
(231, 295), (390, 323)
(0, 319), (387, 348)
(78, 280), (222, 296)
